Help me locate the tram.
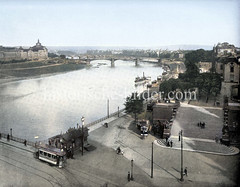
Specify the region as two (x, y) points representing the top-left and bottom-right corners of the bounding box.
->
(36, 145), (66, 168)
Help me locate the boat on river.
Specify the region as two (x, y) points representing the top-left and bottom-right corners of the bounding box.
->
(135, 72), (151, 85)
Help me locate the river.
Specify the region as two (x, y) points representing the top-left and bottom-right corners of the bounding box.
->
(0, 60), (162, 141)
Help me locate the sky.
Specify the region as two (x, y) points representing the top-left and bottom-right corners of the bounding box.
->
(0, 0), (239, 47)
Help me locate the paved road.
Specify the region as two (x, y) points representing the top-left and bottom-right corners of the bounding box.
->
(0, 111), (239, 186)
(89, 115), (239, 186)
(171, 103), (223, 140)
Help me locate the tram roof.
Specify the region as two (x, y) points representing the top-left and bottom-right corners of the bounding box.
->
(39, 145), (66, 156)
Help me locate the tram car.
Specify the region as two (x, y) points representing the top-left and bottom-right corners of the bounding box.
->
(36, 145), (66, 168)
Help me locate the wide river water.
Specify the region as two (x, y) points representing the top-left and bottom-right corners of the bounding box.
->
(0, 60), (162, 141)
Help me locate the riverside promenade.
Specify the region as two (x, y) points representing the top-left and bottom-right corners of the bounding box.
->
(0, 104), (239, 186)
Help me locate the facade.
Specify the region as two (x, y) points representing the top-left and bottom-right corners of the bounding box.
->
(213, 42), (236, 57)
(216, 57), (240, 99)
(213, 42), (240, 99)
(0, 40), (48, 61)
(198, 61), (212, 73)
(152, 102), (179, 138)
(48, 126), (89, 152)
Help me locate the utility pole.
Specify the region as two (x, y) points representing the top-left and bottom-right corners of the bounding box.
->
(151, 142), (153, 178)
(107, 99), (109, 118)
(180, 130), (184, 181)
(10, 128), (12, 137)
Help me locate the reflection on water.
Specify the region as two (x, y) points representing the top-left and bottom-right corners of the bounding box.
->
(0, 60), (162, 141)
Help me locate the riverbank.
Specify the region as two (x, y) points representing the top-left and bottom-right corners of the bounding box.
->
(0, 60), (87, 84)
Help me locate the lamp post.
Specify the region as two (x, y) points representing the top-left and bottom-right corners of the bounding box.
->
(179, 130), (184, 181)
(131, 159), (134, 180)
(10, 128), (12, 138)
(107, 99), (109, 118)
(151, 142), (153, 178)
(81, 116), (85, 156)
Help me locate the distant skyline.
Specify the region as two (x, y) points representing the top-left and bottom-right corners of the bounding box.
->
(0, 0), (239, 47)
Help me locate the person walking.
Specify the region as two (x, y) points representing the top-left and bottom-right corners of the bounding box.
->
(170, 140), (173, 147)
(184, 167), (188, 176)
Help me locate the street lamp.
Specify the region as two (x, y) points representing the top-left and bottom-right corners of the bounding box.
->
(81, 116), (85, 156)
(151, 142), (153, 178)
(10, 128), (12, 138)
(179, 130), (184, 181)
(107, 99), (109, 118)
(131, 159), (134, 180)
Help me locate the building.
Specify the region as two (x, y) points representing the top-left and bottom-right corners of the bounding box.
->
(216, 57), (240, 99)
(213, 42), (236, 57)
(198, 61), (212, 73)
(152, 102), (179, 138)
(0, 39), (48, 61)
(48, 126), (89, 157)
(222, 98), (240, 146)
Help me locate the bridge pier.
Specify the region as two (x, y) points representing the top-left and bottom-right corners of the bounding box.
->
(135, 58), (139, 66)
(111, 58), (115, 67)
(158, 58), (162, 66)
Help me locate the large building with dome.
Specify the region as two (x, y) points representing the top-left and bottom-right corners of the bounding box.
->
(0, 40), (48, 61)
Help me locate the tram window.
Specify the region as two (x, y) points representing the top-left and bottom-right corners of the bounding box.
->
(48, 153), (51, 157)
(40, 151), (43, 155)
(52, 155), (56, 159)
(44, 152), (47, 156)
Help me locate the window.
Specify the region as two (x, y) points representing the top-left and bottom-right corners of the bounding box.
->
(220, 64), (223, 70)
(48, 153), (51, 157)
(230, 74), (234, 82)
(230, 63), (234, 73)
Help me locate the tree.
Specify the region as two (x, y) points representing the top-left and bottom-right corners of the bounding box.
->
(200, 73), (221, 103)
(60, 55), (66, 59)
(124, 92), (144, 123)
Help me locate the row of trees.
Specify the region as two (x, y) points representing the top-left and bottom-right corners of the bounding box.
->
(159, 49), (222, 102)
(124, 49), (221, 119)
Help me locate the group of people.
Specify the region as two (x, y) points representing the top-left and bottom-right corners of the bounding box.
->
(197, 122), (206, 129)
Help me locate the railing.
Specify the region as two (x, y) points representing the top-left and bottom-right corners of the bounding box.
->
(85, 108), (125, 128)
(0, 132), (36, 147)
(0, 109), (125, 146)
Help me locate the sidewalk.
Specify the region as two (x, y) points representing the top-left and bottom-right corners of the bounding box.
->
(0, 138), (36, 153)
(155, 136), (239, 156)
(88, 112), (126, 132)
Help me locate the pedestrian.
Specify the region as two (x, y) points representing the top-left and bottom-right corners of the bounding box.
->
(24, 139), (27, 146)
(7, 134), (10, 141)
(170, 140), (173, 147)
(203, 122), (205, 128)
(184, 167), (188, 176)
(127, 171), (130, 181)
(117, 147), (121, 154)
(166, 136), (168, 143)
